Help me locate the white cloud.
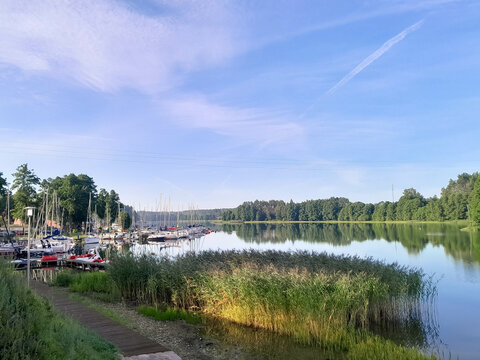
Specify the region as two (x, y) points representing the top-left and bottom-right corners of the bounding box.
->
(0, 0), (244, 93)
(159, 96), (304, 147)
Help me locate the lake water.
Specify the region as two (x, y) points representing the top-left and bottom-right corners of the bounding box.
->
(133, 223), (480, 359)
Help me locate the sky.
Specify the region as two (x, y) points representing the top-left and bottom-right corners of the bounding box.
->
(1, 0), (480, 210)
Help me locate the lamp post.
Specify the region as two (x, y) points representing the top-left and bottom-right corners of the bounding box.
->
(25, 207), (35, 286)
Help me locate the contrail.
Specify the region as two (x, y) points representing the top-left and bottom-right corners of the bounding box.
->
(327, 19), (424, 94)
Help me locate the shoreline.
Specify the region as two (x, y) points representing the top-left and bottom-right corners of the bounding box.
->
(212, 219), (469, 225)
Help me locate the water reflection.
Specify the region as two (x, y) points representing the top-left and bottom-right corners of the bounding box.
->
(131, 223), (479, 359)
(222, 223), (480, 263)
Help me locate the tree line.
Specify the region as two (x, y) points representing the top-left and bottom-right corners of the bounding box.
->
(0, 163), (131, 232)
(223, 172), (480, 226)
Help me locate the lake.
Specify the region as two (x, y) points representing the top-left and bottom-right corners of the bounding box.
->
(133, 223), (480, 359)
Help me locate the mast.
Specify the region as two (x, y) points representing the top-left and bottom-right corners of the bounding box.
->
(117, 201), (121, 230)
(106, 205), (110, 232)
(51, 191), (55, 235)
(44, 188), (49, 237)
(6, 184), (10, 232)
(86, 193), (92, 234)
(132, 205), (135, 229)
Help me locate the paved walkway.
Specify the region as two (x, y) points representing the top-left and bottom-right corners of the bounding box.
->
(32, 281), (181, 359)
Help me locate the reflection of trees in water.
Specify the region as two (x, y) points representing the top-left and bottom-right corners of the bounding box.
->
(223, 223), (480, 263)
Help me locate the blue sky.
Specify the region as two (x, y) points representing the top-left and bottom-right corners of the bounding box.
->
(1, 0), (479, 209)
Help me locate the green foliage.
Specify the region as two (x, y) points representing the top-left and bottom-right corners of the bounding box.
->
(0, 264), (119, 360)
(49, 173), (96, 228)
(119, 211), (131, 229)
(11, 163), (40, 221)
(96, 188), (109, 219)
(442, 172), (479, 196)
(53, 270), (119, 301)
(106, 190), (120, 224)
(224, 173), (480, 223)
(0, 171), (7, 211)
(469, 176), (480, 227)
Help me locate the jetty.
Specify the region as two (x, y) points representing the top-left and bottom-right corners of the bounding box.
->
(32, 281), (180, 359)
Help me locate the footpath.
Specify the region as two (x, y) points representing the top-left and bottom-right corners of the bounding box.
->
(32, 281), (181, 360)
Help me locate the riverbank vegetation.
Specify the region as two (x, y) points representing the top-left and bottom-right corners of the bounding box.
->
(222, 173), (480, 228)
(53, 250), (437, 359)
(0, 263), (119, 360)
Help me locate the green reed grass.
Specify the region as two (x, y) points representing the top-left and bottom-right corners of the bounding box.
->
(53, 269), (120, 301)
(0, 263), (119, 360)
(53, 250), (436, 359)
(104, 250), (437, 359)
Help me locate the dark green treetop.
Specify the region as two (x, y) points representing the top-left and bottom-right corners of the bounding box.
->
(11, 164), (40, 221)
(469, 177), (480, 227)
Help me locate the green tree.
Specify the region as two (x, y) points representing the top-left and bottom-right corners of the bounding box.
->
(396, 188), (426, 221)
(469, 177), (480, 227)
(11, 164), (40, 222)
(372, 202), (389, 221)
(106, 190), (120, 225)
(96, 189), (108, 219)
(53, 174), (97, 229)
(119, 211), (131, 229)
(0, 172), (7, 211)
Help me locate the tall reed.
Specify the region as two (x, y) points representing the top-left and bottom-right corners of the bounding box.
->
(106, 250), (437, 359)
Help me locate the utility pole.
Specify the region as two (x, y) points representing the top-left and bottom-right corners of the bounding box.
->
(392, 184), (395, 203)
(25, 207), (35, 287)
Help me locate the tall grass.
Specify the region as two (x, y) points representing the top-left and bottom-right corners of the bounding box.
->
(105, 250), (437, 359)
(53, 269), (119, 301)
(0, 263), (119, 360)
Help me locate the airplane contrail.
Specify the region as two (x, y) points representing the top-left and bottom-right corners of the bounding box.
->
(327, 19), (424, 94)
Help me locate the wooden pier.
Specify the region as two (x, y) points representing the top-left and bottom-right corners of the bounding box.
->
(32, 281), (180, 359)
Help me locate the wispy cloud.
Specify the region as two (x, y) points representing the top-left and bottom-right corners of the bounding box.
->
(0, 0), (245, 93)
(327, 20), (424, 94)
(158, 96), (304, 147)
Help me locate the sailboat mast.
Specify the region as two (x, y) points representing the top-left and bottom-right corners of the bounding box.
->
(6, 185), (10, 232)
(44, 188), (49, 236)
(51, 191), (55, 235)
(87, 193), (92, 234)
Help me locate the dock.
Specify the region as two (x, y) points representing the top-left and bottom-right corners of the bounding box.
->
(32, 281), (180, 359)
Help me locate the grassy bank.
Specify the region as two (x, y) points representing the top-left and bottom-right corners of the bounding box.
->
(0, 264), (119, 360)
(54, 250), (437, 359)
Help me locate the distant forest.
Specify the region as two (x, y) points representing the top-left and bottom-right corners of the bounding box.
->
(136, 208), (226, 225)
(222, 173), (480, 223)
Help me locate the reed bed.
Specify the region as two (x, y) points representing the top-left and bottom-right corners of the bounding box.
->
(0, 264), (119, 360)
(105, 250), (437, 359)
